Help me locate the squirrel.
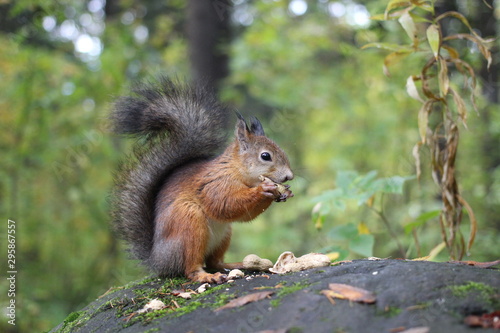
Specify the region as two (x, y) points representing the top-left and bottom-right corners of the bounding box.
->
(110, 77), (294, 284)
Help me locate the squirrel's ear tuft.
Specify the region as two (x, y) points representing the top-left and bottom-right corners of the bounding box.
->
(235, 114), (250, 151)
(249, 117), (265, 136)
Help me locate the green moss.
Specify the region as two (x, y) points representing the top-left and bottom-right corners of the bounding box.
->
(56, 310), (90, 333)
(212, 292), (235, 308)
(449, 281), (495, 297)
(143, 328), (160, 333)
(333, 328), (348, 333)
(449, 281), (499, 308)
(376, 306), (401, 318)
(270, 281), (312, 307)
(64, 311), (81, 324)
(114, 278), (237, 328)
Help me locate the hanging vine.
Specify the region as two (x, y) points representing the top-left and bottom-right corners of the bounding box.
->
(364, 0), (493, 259)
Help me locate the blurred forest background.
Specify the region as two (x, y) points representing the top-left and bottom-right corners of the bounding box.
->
(0, 0), (499, 331)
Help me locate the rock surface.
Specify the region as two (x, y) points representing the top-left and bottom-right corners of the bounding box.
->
(51, 259), (500, 333)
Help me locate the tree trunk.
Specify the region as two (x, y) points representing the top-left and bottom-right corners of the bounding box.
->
(186, 0), (232, 91)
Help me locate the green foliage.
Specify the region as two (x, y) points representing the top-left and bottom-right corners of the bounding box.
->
(449, 281), (499, 308)
(312, 170), (414, 258)
(365, 0), (493, 259)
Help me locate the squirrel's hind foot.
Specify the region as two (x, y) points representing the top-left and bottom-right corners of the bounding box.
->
(189, 271), (227, 284)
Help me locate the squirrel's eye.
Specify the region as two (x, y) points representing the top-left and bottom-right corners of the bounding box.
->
(260, 152), (272, 161)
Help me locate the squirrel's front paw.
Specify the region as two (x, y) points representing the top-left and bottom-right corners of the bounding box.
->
(275, 185), (293, 202)
(259, 177), (281, 199)
(259, 176), (293, 202)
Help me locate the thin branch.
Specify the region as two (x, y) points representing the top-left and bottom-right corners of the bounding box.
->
(367, 194), (406, 258)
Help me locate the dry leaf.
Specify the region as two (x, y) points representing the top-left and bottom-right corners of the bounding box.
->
(398, 327), (430, 333)
(321, 283), (376, 304)
(449, 259), (500, 268)
(136, 299), (166, 314)
(196, 283), (210, 294)
(464, 311), (500, 329)
(172, 290), (195, 299)
(409, 256), (430, 261)
(215, 291), (274, 312)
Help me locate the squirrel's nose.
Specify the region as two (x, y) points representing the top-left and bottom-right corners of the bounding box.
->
(284, 171), (294, 182)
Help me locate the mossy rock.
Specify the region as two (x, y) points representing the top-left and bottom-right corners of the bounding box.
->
(50, 259), (500, 333)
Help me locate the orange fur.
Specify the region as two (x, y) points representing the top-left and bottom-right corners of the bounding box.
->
(154, 135), (291, 283)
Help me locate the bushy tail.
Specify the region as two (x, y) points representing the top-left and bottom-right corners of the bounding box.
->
(110, 77), (228, 263)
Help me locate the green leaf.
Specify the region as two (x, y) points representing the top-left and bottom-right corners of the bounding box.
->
(349, 234), (375, 257)
(384, 0), (412, 20)
(361, 43), (414, 52)
(426, 24), (440, 59)
(355, 170), (378, 189)
(332, 199), (347, 212)
(318, 245), (349, 261)
(329, 224), (358, 241)
(398, 11), (418, 45)
(312, 202), (331, 230)
(404, 210), (441, 234)
(336, 170), (358, 192)
(372, 175), (415, 194)
(312, 188), (343, 203)
(409, 11), (433, 23)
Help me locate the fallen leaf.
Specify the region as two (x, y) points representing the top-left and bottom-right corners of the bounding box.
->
(409, 256), (430, 261)
(172, 290), (195, 299)
(215, 291), (274, 312)
(464, 310), (500, 329)
(196, 283), (210, 294)
(136, 299), (167, 314)
(321, 283), (376, 304)
(398, 327), (430, 333)
(449, 259), (500, 268)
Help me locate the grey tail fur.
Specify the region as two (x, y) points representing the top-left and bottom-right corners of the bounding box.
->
(110, 77), (228, 268)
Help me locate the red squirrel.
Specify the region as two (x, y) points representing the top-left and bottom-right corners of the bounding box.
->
(110, 78), (294, 283)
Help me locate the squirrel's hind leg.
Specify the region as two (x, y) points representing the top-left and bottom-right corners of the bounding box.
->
(205, 229), (244, 271)
(179, 207), (228, 284)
